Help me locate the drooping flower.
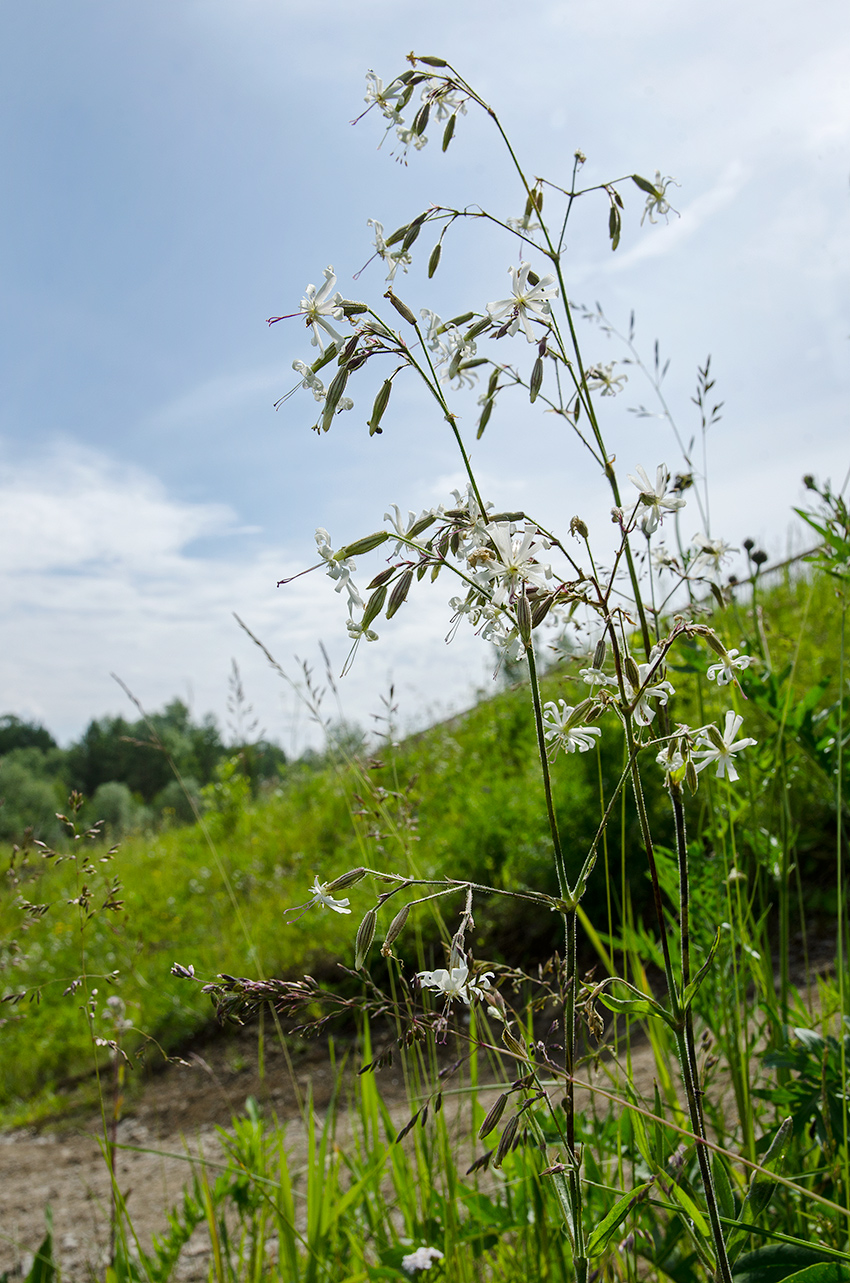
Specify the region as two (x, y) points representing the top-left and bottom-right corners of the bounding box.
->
(691, 534), (737, 577)
(367, 219), (412, 282)
(417, 962), (494, 1006)
(542, 700), (602, 758)
(307, 876), (352, 914)
(401, 1246), (444, 1275)
(693, 711), (757, 782)
(627, 464), (686, 535)
(586, 362), (628, 397)
(300, 267), (345, 352)
(640, 172), (679, 225)
(707, 649), (751, 686)
(364, 72), (405, 123)
(315, 528), (363, 611)
(622, 653), (676, 727)
(486, 264), (559, 343)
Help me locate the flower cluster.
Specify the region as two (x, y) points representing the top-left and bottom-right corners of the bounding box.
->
(364, 70), (467, 158)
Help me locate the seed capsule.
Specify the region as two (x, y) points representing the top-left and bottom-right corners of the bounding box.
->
(354, 908), (377, 970)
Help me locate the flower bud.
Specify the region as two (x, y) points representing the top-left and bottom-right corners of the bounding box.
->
(340, 301), (368, 317)
(493, 1114), (519, 1168)
(478, 1093), (509, 1139)
(501, 1027), (527, 1061)
(447, 311), (474, 328)
(417, 55), (448, 67)
(385, 291), (418, 326)
(321, 367), (350, 429)
(442, 114), (456, 151)
(368, 380), (392, 436)
(686, 760), (699, 794)
(477, 399), (494, 440)
(326, 867), (367, 893)
(529, 356), (544, 404)
(386, 569), (414, 619)
(593, 638), (607, 670)
(625, 656), (641, 690)
(408, 513), (437, 539)
(412, 102), (430, 136)
(465, 318), (492, 343)
(385, 223), (409, 248)
(428, 243), (442, 278)
(382, 903), (410, 953)
(515, 594), (532, 643)
(354, 908), (377, 970)
(336, 531), (390, 558)
(705, 724), (726, 751)
(704, 631), (728, 658)
(362, 584), (387, 629)
(531, 594), (553, 629)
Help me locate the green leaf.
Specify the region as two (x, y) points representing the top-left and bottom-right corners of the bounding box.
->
(585, 1183), (651, 1257)
(683, 928), (721, 1010)
(711, 1150), (736, 1227)
(733, 1245), (846, 1283)
(777, 1267), (850, 1283)
(727, 1119), (793, 1265)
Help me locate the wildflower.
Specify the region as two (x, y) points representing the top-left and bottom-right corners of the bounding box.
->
(640, 172), (679, 225)
(367, 219), (412, 282)
(476, 522), (552, 606)
(421, 78), (467, 121)
(694, 711), (757, 782)
(486, 264), (559, 343)
(622, 653), (676, 726)
(627, 464), (686, 535)
(401, 1246), (444, 1274)
(346, 617), (378, 643)
(580, 666), (614, 688)
(419, 309), (479, 386)
(303, 876), (352, 915)
(542, 700), (602, 758)
(707, 649), (751, 686)
(315, 528), (363, 610)
(586, 362), (628, 397)
(417, 962), (494, 1006)
(300, 267), (345, 352)
(364, 72), (405, 123)
(292, 360), (327, 403)
(691, 533), (737, 577)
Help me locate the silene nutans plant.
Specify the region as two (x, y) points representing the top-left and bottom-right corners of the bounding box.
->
(188, 54), (850, 1283)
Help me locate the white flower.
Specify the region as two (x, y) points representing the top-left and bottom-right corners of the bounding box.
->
(367, 219), (412, 283)
(401, 1246), (444, 1275)
(627, 464), (686, 535)
(421, 79), (467, 121)
(308, 876), (352, 914)
(300, 267), (345, 352)
(315, 528), (363, 610)
(486, 264), (559, 343)
(622, 654), (676, 727)
(641, 172), (679, 225)
(292, 360), (327, 403)
(580, 666), (613, 688)
(542, 701), (602, 758)
(419, 310), (478, 386)
(346, 617), (378, 643)
(477, 522), (552, 606)
(417, 963), (494, 1006)
(694, 711), (757, 782)
(707, 649), (751, 686)
(364, 72), (405, 123)
(691, 534), (737, 577)
(586, 362), (628, 397)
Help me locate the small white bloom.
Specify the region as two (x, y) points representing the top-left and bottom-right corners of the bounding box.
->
(417, 962), (494, 1006)
(693, 711), (757, 782)
(300, 267), (345, 352)
(477, 522), (552, 606)
(707, 649), (752, 686)
(580, 666), (614, 688)
(586, 362), (628, 397)
(292, 360), (327, 403)
(401, 1246), (444, 1275)
(622, 653), (676, 727)
(691, 534), (737, 577)
(627, 464), (686, 535)
(542, 700), (602, 758)
(486, 264), (559, 343)
(368, 219), (412, 282)
(315, 528), (363, 610)
(346, 617), (378, 643)
(641, 172), (679, 225)
(308, 876), (352, 914)
(364, 72), (405, 123)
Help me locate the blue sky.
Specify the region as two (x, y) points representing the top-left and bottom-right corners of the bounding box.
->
(2, 0), (848, 751)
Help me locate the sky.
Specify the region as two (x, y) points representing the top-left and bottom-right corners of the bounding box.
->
(1, 0), (848, 753)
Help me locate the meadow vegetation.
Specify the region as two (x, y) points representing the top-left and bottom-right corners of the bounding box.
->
(1, 51), (849, 1283)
